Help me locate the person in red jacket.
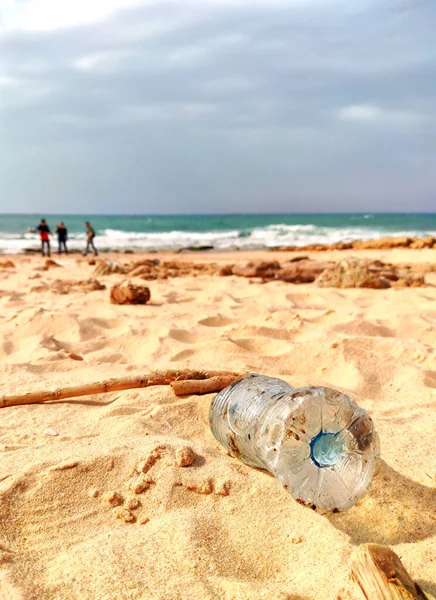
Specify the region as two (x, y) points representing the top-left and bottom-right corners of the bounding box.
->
(36, 219), (51, 257)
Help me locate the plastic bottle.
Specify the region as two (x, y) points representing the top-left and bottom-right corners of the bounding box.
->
(209, 373), (380, 513)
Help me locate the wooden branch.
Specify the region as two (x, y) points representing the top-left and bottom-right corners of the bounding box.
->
(0, 369), (243, 408)
(170, 374), (239, 396)
(351, 543), (434, 600)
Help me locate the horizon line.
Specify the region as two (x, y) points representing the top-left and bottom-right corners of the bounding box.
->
(1, 211), (435, 217)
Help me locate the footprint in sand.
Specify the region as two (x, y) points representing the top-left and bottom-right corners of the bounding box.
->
(423, 370), (436, 388)
(332, 319), (395, 338)
(228, 337), (291, 357)
(163, 292), (194, 304)
(169, 329), (197, 344)
(226, 294), (244, 304)
(170, 349), (196, 362)
(198, 316), (235, 327)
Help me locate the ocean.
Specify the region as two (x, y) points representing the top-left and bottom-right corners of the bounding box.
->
(0, 213), (435, 254)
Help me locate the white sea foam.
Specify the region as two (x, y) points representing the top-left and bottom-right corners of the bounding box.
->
(0, 224), (434, 254)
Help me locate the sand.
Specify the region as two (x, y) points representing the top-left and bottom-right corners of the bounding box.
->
(0, 249), (435, 600)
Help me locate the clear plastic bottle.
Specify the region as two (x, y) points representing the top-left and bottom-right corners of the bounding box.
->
(210, 373), (380, 513)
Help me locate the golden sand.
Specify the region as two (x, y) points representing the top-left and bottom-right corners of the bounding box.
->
(0, 250), (435, 599)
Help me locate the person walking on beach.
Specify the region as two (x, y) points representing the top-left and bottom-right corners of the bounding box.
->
(84, 221), (98, 256)
(55, 222), (68, 255)
(37, 219), (51, 257)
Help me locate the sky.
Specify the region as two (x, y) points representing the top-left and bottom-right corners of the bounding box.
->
(0, 0), (435, 214)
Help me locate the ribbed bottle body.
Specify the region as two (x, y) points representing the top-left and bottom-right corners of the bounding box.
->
(210, 373), (380, 513)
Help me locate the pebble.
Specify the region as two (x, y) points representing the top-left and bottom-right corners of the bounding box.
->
(106, 491), (124, 507)
(175, 446), (196, 467)
(114, 508), (135, 523)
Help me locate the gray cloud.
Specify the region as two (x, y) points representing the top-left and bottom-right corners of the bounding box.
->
(0, 0), (435, 213)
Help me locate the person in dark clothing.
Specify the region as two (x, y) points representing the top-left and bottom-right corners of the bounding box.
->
(55, 222), (68, 254)
(84, 221), (98, 256)
(37, 219), (51, 257)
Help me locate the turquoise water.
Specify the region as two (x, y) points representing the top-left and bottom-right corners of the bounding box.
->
(0, 213), (435, 253)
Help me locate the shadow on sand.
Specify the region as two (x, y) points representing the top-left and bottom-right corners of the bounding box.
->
(328, 460), (436, 545)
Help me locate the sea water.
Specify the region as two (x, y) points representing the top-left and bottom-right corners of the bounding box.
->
(0, 212), (435, 254)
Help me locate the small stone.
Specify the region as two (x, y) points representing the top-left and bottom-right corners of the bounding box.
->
(126, 497), (140, 510)
(129, 477), (149, 494)
(106, 491), (124, 506)
(136, 446), (165, 474)
(67, 352), (83, 361)
(175, 446), (196, 467)
(113, 508), (135, 523)
(139, 517), (150, 525)
(198, 478), (213, 495)
(44, 428), (59, 436)
(215, 480), (230, 496)
(88, 488), (100, 498)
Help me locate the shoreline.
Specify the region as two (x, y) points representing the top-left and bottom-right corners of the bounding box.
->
(1, 233), (435, 257)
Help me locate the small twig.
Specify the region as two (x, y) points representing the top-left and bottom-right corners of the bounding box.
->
(0, 369), (242, 408)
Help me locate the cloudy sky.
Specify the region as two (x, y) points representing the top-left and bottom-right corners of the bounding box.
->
(0, 0), (435, 214)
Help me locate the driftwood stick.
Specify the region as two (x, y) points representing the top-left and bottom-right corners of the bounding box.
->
(351, 543), (434, 600)
(170, 375), (239, 396)
(0, 369), (242, 408)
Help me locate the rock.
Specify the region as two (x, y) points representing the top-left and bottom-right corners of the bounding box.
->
(331, 242), (354, 250)
(45, 259), (62, 268)
(125, 497), (140, 510)
(113, 507), (135, 523)
(402, 276), (425, 287)
(219, 265), (234, 276)
(289, 255), (310, 262)
(271, 235), (435, 252)
(316, 257), (391, 289)
(128, 260), (160, 276)
(128, 477), (150, 494)
(94, 261), (126, 276)
(110, 282), (151, 305)
(232, 260), (281, 278)
(175, 446), (196, 467)
(179, 245), (215, 252)
(66, 352), (84, 361)
(352, 236), (413, 250)
(128, 265), (154, 278)
(0, 260), (15, 269)
(410, 236), (436, 249)
(87, 258), (96, 266)
(106, 491), (124, 507)
(277, 260), (333, 283)
(50, 278), (106, 294)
